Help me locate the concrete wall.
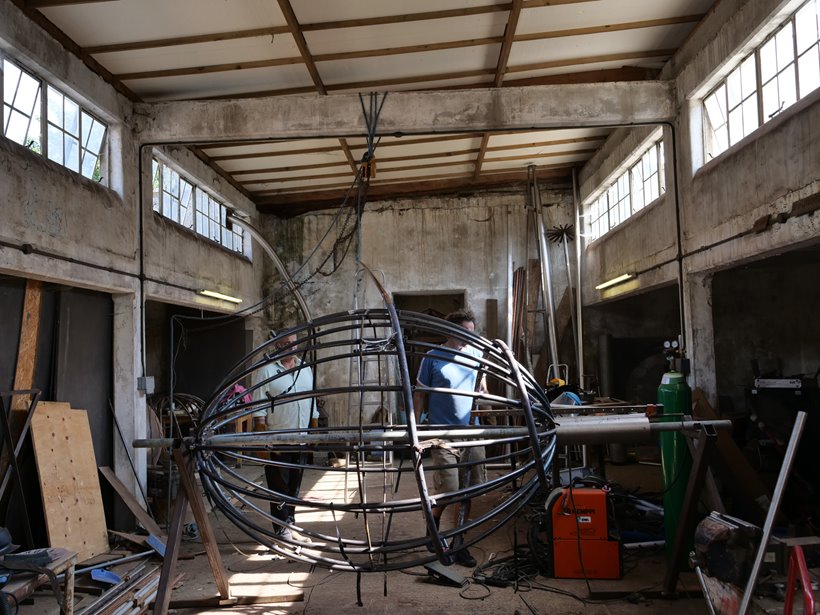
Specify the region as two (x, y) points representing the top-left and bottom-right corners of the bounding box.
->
(0, 0), (263, 506)
(576, 0), (820, 403)
(262, 188), (574, 425)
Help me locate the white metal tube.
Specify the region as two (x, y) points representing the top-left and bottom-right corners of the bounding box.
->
(529, 166), (559, 370)
(227, 214), (311, 322)
(738, 411), (807, 615)
(185, 417), (731, 447)
(572, 168), (585, 388)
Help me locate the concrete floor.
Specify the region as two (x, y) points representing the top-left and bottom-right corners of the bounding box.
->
(15, 458), (713, 614)
(163, 458), (709, 615)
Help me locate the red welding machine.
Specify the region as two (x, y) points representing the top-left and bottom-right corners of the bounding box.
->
(547, 487), (622, 579)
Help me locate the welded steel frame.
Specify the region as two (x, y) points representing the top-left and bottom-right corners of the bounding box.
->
(188, 308), (557, 572)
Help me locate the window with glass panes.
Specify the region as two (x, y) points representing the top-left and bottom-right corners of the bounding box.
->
(703, 0), (820, 160)
(631, 141), (664, 213)
(3, 61), (41, 151)
(46, 85), (106, 179)
(2, 57), (106, 181)
(159, 165), (194, 227)
(589, 195), (607, 242)
(152, 157), (245, 255)
(584, 139), (665, 242)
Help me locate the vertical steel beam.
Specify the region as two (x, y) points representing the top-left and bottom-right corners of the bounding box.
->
(529, 165), (559, 371)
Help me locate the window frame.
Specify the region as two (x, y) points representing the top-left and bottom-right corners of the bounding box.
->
(2, 54), (109, 182)
(151, 155), (248, 258)
(702, 0), (820, 161)
(583, 137), (666, 243)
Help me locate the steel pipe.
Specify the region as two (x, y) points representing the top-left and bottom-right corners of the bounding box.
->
(135, 417), (732, 448)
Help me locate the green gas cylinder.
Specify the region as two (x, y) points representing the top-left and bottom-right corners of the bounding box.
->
(657, 371), (692, 568)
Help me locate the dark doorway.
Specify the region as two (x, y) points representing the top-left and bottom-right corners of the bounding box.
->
(394, 291), (466, 380)
(144, 300), (252, 411)
(1, 277), (115, 542)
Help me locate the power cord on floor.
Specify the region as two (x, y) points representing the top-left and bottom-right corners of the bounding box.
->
(471, 549), (540, 588)
(459, 580), (491, 600)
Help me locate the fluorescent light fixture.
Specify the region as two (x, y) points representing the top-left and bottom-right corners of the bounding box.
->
(199, 289), (243, 304)
(594, 273), (634, 290)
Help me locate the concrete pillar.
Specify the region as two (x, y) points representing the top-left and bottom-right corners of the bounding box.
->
(684, 271), (717, 405)
(112, 292), (148, 515)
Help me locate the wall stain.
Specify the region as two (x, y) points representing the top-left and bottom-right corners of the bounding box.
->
(22, 199), (65, 236)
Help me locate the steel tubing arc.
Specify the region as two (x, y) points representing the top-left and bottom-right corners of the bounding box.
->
(382, 299), (448, 563)
(189, 309), (559, 572)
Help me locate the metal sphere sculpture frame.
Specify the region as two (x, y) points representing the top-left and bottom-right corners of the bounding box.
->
(193, 306), (556, 572)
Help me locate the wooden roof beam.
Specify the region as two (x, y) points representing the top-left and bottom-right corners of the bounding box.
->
(255, 167), (574, 217)
(299, 0), (595, 32)
(84, 27), (290, 55)
(276, 0), (359, 179)
(474, 0), (522, 181)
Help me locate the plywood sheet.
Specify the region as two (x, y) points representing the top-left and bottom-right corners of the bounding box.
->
(11, 279), (42, 410)
(31, 403), (109, 561)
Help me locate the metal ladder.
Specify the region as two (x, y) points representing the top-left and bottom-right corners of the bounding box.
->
(344, 269), (396, 503)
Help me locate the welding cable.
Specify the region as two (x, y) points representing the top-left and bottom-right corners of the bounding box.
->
(459, 582), (492, 600)
(471, 549), (539, 587)
(525, 579), (590, 604)
(525, 511), (551, 574)
(358, 92), (388, 162)
(566, 483), (593, 597)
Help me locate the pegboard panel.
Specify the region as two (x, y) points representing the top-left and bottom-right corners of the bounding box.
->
(30, 402), (109, 561)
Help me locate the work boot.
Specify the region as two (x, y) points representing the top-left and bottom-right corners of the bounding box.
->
(454, 548), (477, 568)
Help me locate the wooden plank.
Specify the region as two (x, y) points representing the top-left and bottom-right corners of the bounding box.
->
(30, 405), (109, 561)
(11, 279), (42, 410)
(276, 0), (326, 94)
(173, 447), (230, 599)
(83, 26), (289, 54)
(691, 389), (770, 521)
(152, 477), (188, 615)
(1, 279), (45, 517)
(114, 56), (303, 81)
(99, 466), (165, 538)
(108, 530), (149, 548)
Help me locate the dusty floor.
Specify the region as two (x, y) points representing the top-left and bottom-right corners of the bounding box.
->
(163, 459), (708, 615)
(14, 458), (712, 614)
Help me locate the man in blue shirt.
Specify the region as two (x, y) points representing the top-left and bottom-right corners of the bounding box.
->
(413, 309), (486, 568)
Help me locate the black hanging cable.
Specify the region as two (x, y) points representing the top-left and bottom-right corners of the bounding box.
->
(165, 103), (392, 434)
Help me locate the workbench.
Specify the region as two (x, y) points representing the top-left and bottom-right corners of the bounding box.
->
(1, 547), (77, 614)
